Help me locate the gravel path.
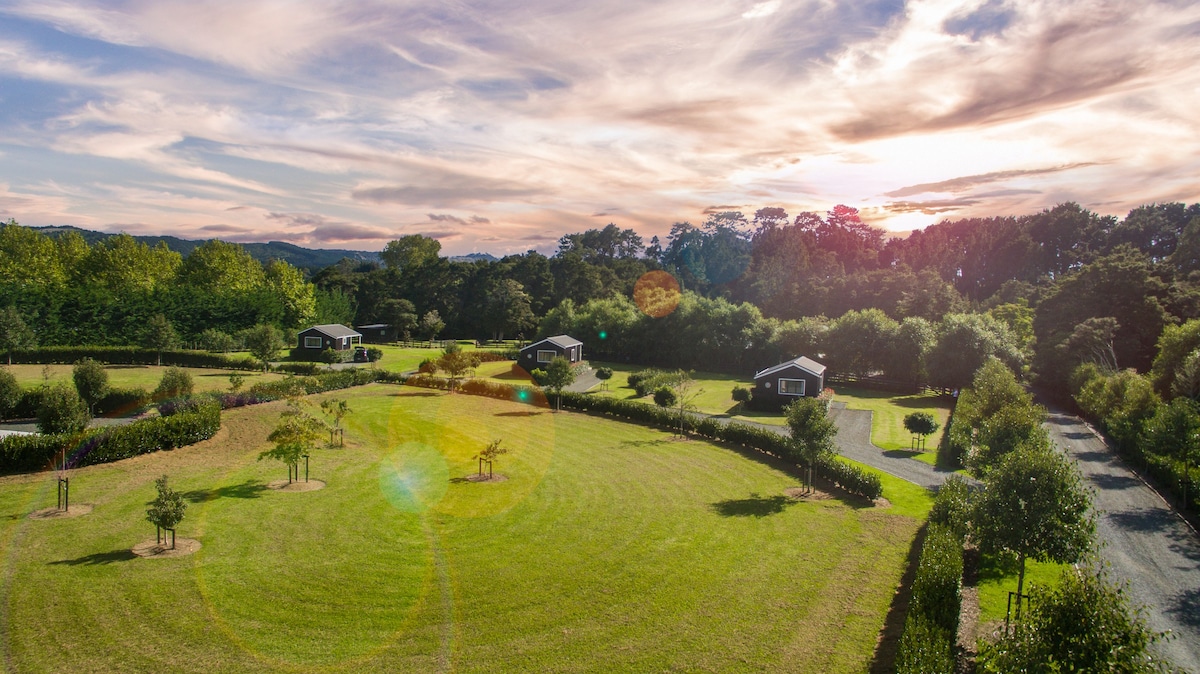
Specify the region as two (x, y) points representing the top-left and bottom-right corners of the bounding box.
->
(1044, 410), (1200, 672)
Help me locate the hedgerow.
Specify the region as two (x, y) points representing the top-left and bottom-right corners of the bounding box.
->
(9, 346), (260, 370)
(894, 523), (964, 673)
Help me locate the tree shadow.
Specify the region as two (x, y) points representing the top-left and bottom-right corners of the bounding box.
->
(495, 410), (545, 417)
(390, 391), (440, 397)
(49, 549), (137, 566)
(1063, 431), (1096, 440)
(1090, 473), (1141, 490)
(1073, 450), (1112, 464)
(883, 449), (924, 460)
(1166, 587), (1200, 628)
(710, 493), (793, 517)
(1106, 508), (1177, 534)
(868, 523), (927, 674)
(619, 439), (669, 448)
(180, 480), (269, 503)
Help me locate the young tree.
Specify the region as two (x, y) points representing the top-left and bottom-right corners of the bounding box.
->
(542, 356), (577, 411)
(786, 396), (838, 493)
(973, 442), (1095, 608)
(437, 341), (476, 390)
(979, 565), (1170, 673)
(37, 383), (90, 435)
(903, 411), (940, 451)
(0, 305), (35, 365)
(153, 366), (194, 402)
(245, 323), (285, 371)
(0, 368), (20, 420)
(595, 366), (613, 390)
(419, 310), (445, 344)
(260, 399), (325, 484)
(143, 314), (179, 366)
(145, 474), (187, 549)
(670, 372), (703, 437)
(320, 397), (351, 447)
(653, 385), (677, 409)
(473, 439), (509, 479)
(228, 372), (245, 392)
(72, 358), (109, 415)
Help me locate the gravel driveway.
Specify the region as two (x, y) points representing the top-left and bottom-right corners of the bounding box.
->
(1045, 410), (1200, 672)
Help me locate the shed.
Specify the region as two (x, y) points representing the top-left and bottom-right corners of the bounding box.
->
(752, 356), (826, 408)
(297, 324), (363, 354)
(519, 335), (583, 368)
(355, 323), (396, 344)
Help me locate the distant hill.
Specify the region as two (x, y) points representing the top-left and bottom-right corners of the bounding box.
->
(448, 252), (499, 263)
(31, 225), (380, 271)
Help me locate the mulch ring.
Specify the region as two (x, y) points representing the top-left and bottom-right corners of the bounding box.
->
(28, 504), (94, 520)
(465, 473), (509, 483)
(267, 479), (326, 492)
(132, 538), (202, 558)
(784, 487), (833, 501)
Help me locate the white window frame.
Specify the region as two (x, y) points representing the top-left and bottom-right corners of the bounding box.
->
(537, 349), (557, 363)
(778, 378), (806, 396)
(304, 336), (323, 349)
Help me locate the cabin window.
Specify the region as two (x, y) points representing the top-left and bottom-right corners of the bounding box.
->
(778, 378), (806, 396)
(304, 336), (322, 348)
(537, 350), (556, 363)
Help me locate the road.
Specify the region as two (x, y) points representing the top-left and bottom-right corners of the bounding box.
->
(1045, 411), (1200, 672)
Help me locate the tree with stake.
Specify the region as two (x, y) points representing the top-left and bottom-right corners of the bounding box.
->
(786, 396), (838, 494)
(903, 411), (940, 451)
(542, 356), (576, 411)
(973, 441), (1095, 618)
(320, 397), (351, 447)
(595, 366), (613, 391)
(143, 314), (178, 366)
(72, 358), (109, 415)
(228, 372), (245, 392)
(260, 399), (325, 483)
(670, 372), (703, 437)
(473, 439), (509, 479)
(145, 475), (187, 549)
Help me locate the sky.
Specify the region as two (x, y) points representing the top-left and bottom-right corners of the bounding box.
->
(1, 0), (1198, 257)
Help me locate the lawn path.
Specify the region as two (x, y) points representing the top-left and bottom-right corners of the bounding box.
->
(1043, 409), (1200, 672)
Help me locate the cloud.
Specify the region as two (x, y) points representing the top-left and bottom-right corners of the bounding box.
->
(419, 230), (461, 240)
(308, 222), (394, 243)
(885, 164), (1098, 197)
(742, 1), (781, 20)
(427, 213), (491, 225)
(702, 205), (745, 215)
(882, 199), (980, 215)
(199, 224), (250, 233)
(353, 175), (543, 208)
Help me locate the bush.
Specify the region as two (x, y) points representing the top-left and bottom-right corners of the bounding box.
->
(0, 369), (20, 420)
(37, 383), (90, 435)
(95, 387), (151, 417)
(153, 366), (194, 402)
(929, 475), (971, 541)
(653, 385), (677, 408)
(274, 362), (323, 376)
(366, 347), (383, 362)
(198, 328), (237, 353)
(909, 524), (963, 635)
(473, 350), (509, 363)
(418, 358), (437, 374)
(529, 368), (548, 386)
(319, 348), (349, 364)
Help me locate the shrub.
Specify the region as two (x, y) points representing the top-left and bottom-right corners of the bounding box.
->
(37, 383), (90, 435)
(9, 346), (259, 370)
(95, 387), (151, 417)
(198, 328), (237, 353)
(319, 348), (348, 364)
(473, 350), (509, 363)
(653, 385), (677, 408)
(529, 368), (548, 386)
(909, 524), (963, 635)
(895, 614), (955, 674)
(929, 475), (971, 541)
(366, 347), (383, 362)
(731, 386), (751, 404)
(274, 362), (323, 376)
(418, 358), (437, 374)
(0, 369), (20, 420)
(153, 366), (194, 402)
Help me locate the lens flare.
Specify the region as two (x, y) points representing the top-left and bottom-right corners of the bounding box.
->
(633, 270), (682, 318)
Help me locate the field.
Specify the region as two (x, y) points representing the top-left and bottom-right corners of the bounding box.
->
(3, 363), (285, 396)
(0, 384), (926, 672)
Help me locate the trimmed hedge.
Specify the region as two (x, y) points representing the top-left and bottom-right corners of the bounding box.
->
(9, 346), (260, 370)
(95, 387), (152, 416)
(0, 400), (221, 475)
(895, 523), (963, 673)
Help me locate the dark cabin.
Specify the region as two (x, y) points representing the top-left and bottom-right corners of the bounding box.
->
(297, 324), (363, 355)
(355, 323), (396, 344)
(752, 356), (826, 409)
(519, 335), (583, 369)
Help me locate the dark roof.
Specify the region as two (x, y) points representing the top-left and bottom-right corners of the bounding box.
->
(755, 356), (826, 379)
(303, 324), (362, 339)
(525, 335), (582, 350)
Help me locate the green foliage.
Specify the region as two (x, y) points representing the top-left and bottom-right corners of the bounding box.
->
(542, 356), (576, 393)
(895, 614), (955, 674)
(928, 475), (971, 542)
(903, 412), (939, 437)
(199, 328), (237, 353)
(419, 310), (445, 341)
(1073, 367), (1160, 451)
(95, 386), (150, 416)
(927, 313), (1024, 390)
(380, 234), (441, 270)
(785, 396), (838, 464)
(628, 368), (688, 397)
(153, 366), (194, 402)
(72, 357), (109, 414)
(319, 348), (348, 364)
(366, 347), (383, 362)
(261, 399), (325, 481)
(731, 385), (751, 403)
(178, 239), (265, 293)
(143, 314), (180, 357)
(0, 368), (21, 419)
(437, 341), (477, 387)
(1, 346), (260, 370)
(978, 566), (1170, 673)
(824, 308), (899, 379)
(652, 385), (676, 408)
(1151, 318), (1200, 396)
(945, 359), (1042, 474)
(594, 366), (613, 381)
(228, 372), (245, 392)
(36, 382), (90, 435)
(0, 305), (35, 364)
(265, 259), (317, 329)
(909, 524), (963, 635)
(244, 323), (285, 370)
(145, 474), (187, 532)
(972, 443), (1095, 597)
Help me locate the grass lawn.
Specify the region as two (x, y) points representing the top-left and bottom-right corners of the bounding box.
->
(830, 387), (953, 452)
(366, 342), (506, 374)
(975, 555), (1068, 624)
(0, 384), (924, 672)
(1, 363), (284, 396)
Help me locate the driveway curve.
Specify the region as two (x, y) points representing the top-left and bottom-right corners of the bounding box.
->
(1044, 410), (1200, 672)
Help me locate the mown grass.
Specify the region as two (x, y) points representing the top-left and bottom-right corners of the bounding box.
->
(975, 555), (1068, 624)
(0, 384), (924, 672)
(2, 363), (284, 395)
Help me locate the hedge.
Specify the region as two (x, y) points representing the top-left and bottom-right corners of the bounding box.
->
(395, 377), (884, 500)
(0, 400), (221, 475)
(9, 346), (260, 370)
(895, 523), (963, 673)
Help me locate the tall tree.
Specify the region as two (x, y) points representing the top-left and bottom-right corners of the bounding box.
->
(72, 357), (109, 415)
(380, 235), (441, 270)
(244, 323), (285, 371)
(0, 305), (35, 365)
(264, 259), (316, 329)
(972, 442), (1095, 602)
(177, 239), (265, 293)
(542, 356), (576, 412)
(484, 278), (535, 341)
(143, 314), (179, 366)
